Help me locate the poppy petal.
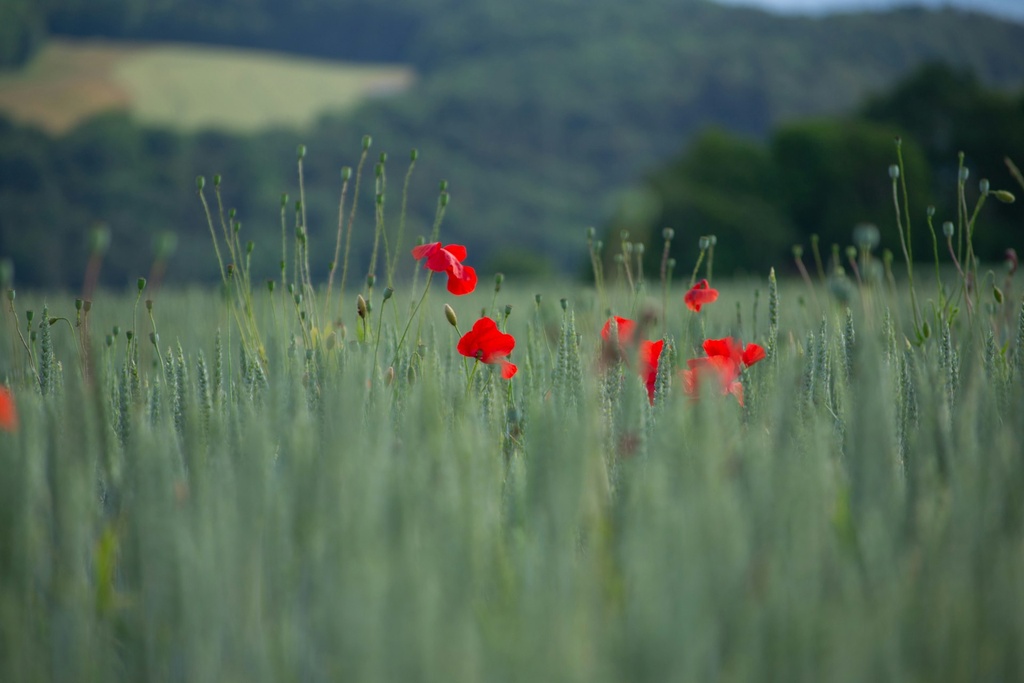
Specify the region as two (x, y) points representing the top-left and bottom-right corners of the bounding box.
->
(443, 244), (468, 261)
(446, 265), (477, 295)
(0, 386), (18, 433)
(500, 360), (518, 379)
(412, 242), (440, 260)
(741, 343), (766, 367)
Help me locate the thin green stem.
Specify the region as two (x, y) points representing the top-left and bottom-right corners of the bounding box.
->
(393, 272), (434, 365)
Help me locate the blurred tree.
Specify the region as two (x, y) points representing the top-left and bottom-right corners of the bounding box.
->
(0, 0), (45, 67)
(770, 118), (932, 260)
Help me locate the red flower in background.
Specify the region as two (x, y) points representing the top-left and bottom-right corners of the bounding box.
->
(684, 279), (719, 312)
(412, 242), (478, 295)
(457, 316), (518, 379)
(639, 339), (664, 405)
(601, 316), (636, 346)
(682, 337), (765, 405)
(0, 386), (18, 432)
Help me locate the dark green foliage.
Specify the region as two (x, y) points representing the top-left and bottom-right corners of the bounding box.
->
(5, 5), (1024, 285)
(0, 0), (45, 67)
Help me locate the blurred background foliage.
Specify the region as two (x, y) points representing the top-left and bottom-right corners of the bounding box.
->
(1, 0), (1023, 287)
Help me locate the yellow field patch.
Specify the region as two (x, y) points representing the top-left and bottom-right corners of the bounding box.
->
(0, 39), (415, 135)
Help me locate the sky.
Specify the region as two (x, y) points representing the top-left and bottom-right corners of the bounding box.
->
(711, 0), (1024, 21)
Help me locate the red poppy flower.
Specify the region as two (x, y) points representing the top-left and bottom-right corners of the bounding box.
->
(682, 337), (765, 405)
(601, 316), (636, 346)
(683, 355), (744, 404)
(702, 337), (765, 368)
(0, 386), (18, 432)
(684, 279), (719, 312)
(639, 339), (664, 405)
(411, 242), (478, 295)
(457, 316), (517, 379)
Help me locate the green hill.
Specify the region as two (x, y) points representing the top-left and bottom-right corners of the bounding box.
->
(4, 1), (1024, 285)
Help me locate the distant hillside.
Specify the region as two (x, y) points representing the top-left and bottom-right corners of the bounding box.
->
(5, 0), (1024, 286)
(0, 40), (414, 135)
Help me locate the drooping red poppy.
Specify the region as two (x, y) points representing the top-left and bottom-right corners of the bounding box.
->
(0, 386), (18, 432)
(683, 355), (744, 404)
(639, 339), (664, 405)
(684, 279), (719, 312)
(457, 316), (517, 379)
(702, 337), (765, 368)
(682, 336), (765, 405)
(411, 241), (478, 295)
(601, 316), (636, 346)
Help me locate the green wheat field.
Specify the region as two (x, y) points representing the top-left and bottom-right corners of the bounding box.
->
(1, 141), (1023, 682)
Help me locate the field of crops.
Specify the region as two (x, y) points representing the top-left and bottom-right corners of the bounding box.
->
(1, 145), (1023, 682)
(0, 39), (414, 134)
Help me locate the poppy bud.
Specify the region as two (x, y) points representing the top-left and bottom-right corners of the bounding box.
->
(83, 301), (91, 313)
(504, 304), (513, 319)
(888, 164), (900, 180)
(699, 236), (711, 250)
(709, 235), (717, 247)
(993, 190), (1016, 204)
(357, 294), (367, 319)
(106, 334), (114, 348)
(942, 222), (955, 238)
(213, 174), (222, 188)
(662, 227), (674, 241)
(281, 193), (289, 207)
(586, 227), (596, 240)
(667, 258), (676, 270)
(439, 180), (448, 193)
(979, 179), (990, 194)
(247, 240), (254, 255)
(137, 277), (146, 292)
(792, 245), (804, 258)
(149, 332), (158, 346)
(959, 166), (970, 182)
(75, 298), (83, 311)
(635, 243), (645, 256)
(993, 285), (1004, 304)
(379, 151), (387, 164)
(382, 287), (394, 302)
(112, 325), (119, 336)
(927, 205), (936, 217)
(444, 304), (458, 328)
(341, 167), (352, 182)
(362, 135), (372, 150)
(227, 264), (235, 276)
(410, 148), (418, 162)
(853, 223), (880, 250)
(26, 310), (33, 323)
(196, 175), (205, 191)
(367, 274), (376, 289)
(267, 279), (275, 293)
(145, 299), (153, 312)
(560, 298), (568, 312)
(494, 273), (504, 292)
(535, 293), (542, 306)
(921, 321), (931, 339)
(296, 144), (306, 160)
